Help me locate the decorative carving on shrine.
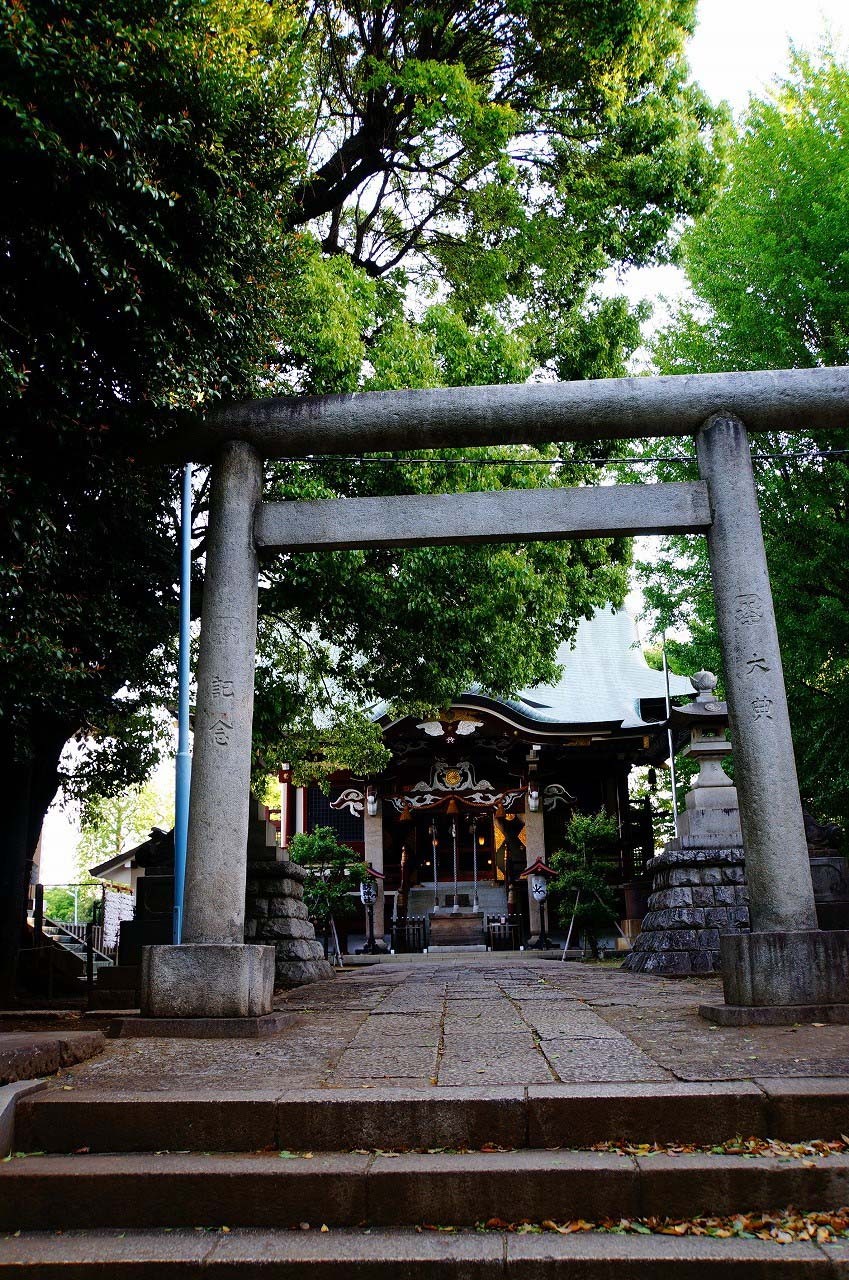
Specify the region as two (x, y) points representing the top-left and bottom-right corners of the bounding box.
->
(329, 788), (365, 816)
(387, 759), (525, 814)
(543, 783), (575, 812)
(416, 717), (484, 744)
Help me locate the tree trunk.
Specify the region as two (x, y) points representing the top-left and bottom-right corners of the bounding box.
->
(0, 729), (67, 1005)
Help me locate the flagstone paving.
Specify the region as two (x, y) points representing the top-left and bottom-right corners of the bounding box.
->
(38, 957), (849, 1094)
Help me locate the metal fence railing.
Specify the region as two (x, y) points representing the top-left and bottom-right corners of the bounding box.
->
(43, 917), (113, 960)
(33, 881), (132, 963)
(391, 915), (428, 953)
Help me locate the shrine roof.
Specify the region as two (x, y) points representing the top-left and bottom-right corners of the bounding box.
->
(376, 605), (692, 734)
(492, 606), (692, 729)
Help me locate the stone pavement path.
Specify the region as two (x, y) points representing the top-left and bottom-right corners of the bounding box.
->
(51, 958), (849, 1094)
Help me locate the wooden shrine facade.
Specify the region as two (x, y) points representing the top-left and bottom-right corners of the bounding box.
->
(276, 606), (694, 942)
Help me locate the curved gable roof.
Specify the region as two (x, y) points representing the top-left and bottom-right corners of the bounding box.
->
(377, 605), (692, 733)
(494, 606), (692, 729)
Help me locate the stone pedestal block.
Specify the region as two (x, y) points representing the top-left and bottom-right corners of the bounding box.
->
(622, 847), (750, 977)
(140, 943), (274, 1018)
(719, 930), (849, 1007)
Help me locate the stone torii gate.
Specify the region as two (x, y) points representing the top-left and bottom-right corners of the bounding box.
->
(141, 366), (849, 1027)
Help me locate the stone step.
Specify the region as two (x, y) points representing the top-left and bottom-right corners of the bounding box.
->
(0, 1227), (834, 1275)
(2, 1148), (849, 1232)
(94, 965), (140, 992)
(0, 1032), (104, 1089)
(372, 948), (571, 963)
(86, 989), (139, 1011)
(428, 943), (488, 952)
(15, 1080), (849, 1155)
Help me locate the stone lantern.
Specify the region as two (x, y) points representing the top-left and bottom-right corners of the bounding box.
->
(623, 673), (750, 976)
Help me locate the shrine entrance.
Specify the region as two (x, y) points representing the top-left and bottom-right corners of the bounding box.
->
(400, 808), (504, 898)
(141, 366), (847, 1024)
(429, 810), (499, 893)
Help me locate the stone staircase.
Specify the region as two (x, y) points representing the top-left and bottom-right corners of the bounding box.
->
(38, 924), (115, 995)
(3, 1081), (849, 1273)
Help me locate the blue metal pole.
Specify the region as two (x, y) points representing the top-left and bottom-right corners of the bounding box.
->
(173, 464), (193, 943)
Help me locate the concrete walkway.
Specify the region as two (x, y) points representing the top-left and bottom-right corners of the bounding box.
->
(50, 957), (849, 1093)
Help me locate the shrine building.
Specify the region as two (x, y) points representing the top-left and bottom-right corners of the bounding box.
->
(279, 607), (692, 948)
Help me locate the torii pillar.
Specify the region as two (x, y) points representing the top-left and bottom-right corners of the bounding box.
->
(697, 414), (849, 1018)
(140, 442), (276, 1022)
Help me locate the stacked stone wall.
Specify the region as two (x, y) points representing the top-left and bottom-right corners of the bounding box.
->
(245, 859), (335, 988)
(624, 847), (750, 976)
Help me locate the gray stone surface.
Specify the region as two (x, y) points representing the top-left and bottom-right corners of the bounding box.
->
(541, 1037), (669, 1084)
(0, 1226), (828, 1275)
(438, 1032), (553, 1087)
(701, 1002), (849, 1026)
(506, 1230), (827, 1274)
(334, 1043), (439, 1080)
(108, 1012), (294, 1039)
(720, 930), (849, 1007)
(0, 1031), (104, 1086)
(0, 1079), (46, 1157)
(696, 414), (817, 933)
(245, 854), (335, 990)
(255, 481), (711, 551)
(625, 845), (749, 977)
(201, 365), (849, 457)
(140, 943), (274, 1018)
(35, 956), (849, 1094)
(182, 441), (263, 946)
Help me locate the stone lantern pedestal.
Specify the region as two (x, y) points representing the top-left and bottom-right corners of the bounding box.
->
(624, 674), (750, 976)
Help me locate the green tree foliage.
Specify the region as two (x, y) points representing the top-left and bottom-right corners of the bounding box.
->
(290, 2), (721, 333)
(551, 810), (620, 957)
(243, 0), (724, 782)
(634, 47), (849, 834)
(287, 825), (366, 947)
(42, 885), (99, 925)
(76, 781), (171, 873)
(2, 0), (723, 992)
(2, 0), (300, 788)
(0, 0), (301, 992)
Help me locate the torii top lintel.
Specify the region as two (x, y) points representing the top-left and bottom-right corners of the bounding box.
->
(183, 366), (848, 461)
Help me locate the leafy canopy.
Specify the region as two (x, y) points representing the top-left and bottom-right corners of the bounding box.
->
(2, 0), (725, 803)
(635, 46), (849, 834)
(252, 0), (725, 781)
(77, 781), (172, 872)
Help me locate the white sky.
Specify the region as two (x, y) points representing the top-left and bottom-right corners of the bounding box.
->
(614, 0), (848, 321)
(38, 0), (849, 883)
